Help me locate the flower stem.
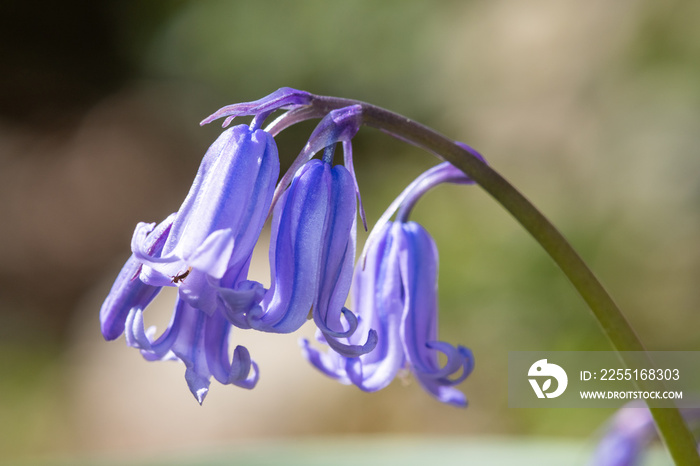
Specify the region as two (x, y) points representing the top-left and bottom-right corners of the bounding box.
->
(310, 95), (699, 465)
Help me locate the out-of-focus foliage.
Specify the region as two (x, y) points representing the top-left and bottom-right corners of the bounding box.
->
(141, 1), (444, 113)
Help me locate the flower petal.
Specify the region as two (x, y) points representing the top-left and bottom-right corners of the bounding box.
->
(311, 165), (359, 339)
(100, 255), (161, 341)
(204, 308), (258, 389)
(250, 160), (330, 333)
(397, 221), (472, 405)
(184, 228), (235, 279)
(200, 87), (313, 127)
(302, 221), (403, 391)
(177, 270), (220, 315)
(299, 337), (351, 383)
(128, 301), (180, 361)
(346, 223), (406, 390)
(100, 216), (174, 340)
(218, 280), (265, 328)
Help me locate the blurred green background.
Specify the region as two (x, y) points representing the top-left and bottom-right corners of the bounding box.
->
(1, 0), (699, 464)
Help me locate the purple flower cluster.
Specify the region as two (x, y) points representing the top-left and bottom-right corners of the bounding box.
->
(100, 88), (475, 406)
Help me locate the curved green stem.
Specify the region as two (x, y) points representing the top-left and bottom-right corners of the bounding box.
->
(309, 95), (699, 465)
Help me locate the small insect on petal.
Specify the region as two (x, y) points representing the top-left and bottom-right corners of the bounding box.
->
(172, 267), (192, 284)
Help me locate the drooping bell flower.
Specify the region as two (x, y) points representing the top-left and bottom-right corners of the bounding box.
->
(249, 159), (376, 356)
(221, 106), (376, 357)
(101, 119), (280, 403)
(302, 161), (476, 406)
(125, 87), (312, 316)
(131, 124), (280, 314)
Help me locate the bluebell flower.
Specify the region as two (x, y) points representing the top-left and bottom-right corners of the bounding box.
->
(101, 118), (281, 403)
(131, 124), (279, 313)
(221, 106), (377, 357)
(302, 161), (476, 406)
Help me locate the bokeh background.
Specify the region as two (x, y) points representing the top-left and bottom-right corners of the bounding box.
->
(2, 1), (699, 464)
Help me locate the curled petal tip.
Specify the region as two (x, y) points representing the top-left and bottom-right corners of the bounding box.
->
(325, 328), (378, 358)
(460, 346), (476, 379)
